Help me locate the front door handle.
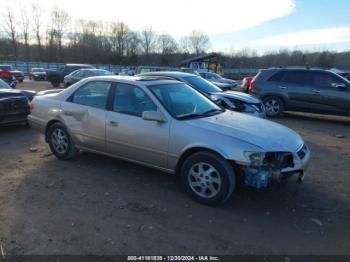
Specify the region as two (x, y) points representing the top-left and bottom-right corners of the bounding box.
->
(312, 89), (321, 94)
(109, 121), (119, 127)
(279, 86), (287, 90)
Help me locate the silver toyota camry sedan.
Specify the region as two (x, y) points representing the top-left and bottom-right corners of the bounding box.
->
(29, 76), (310, 205)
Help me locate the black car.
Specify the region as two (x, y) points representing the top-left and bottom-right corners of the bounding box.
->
(46, 64), (95, 87)
(63, 69), (113, 87)
(250, 68), (350, 117)
(29, 68), (47, 81)
(138, 71), (266, 118)
(0, 79), (32, 126)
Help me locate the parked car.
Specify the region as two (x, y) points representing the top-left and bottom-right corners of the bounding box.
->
(241, 76), (254, 93)
(29, 76), (310, 205)
(138, 72), (265, 118)
(46, 64), (95, 87)
(0, 70), (16, 87)
(29, 68), (47, 81)
(200, 72), (237, 90)
(0, 78), (36, 101)
(0, 65), (24, 83)
(0, 79), (32, 126)
(250, 68), (350, 117)
(64, 69), (113, 87)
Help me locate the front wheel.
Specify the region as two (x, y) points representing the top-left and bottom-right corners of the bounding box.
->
(263, 96), (284, 117)
(180, 151), (236, 206)
(51, 80), (60, 88)
(47, 123), (79, 160)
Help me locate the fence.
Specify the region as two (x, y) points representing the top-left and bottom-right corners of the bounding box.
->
(0, 60), (261, 78)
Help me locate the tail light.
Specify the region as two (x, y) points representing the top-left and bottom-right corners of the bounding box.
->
(29, 102), (34, 111)
(249, 81), (255, 92)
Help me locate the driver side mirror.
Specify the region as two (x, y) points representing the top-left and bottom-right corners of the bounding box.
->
(142, 111), (166, 123)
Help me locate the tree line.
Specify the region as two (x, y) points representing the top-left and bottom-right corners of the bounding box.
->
(1, 4), (349, 69)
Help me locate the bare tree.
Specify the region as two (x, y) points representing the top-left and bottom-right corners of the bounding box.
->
(140, 27), (156, 56)
(179, 36), (191, 54)
(188, 30), (211, 55)
(158, 34), (178, 55)
(20, 7), (30, 61)
(3, 7), (18, 60)
(126, 31), (140, 63)
(110, 22), (129, 60)
(31, 3), (43, 60)
(50, 6), (71, 62)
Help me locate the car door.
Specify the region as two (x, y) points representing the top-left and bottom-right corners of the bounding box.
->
(308, 72), (350, 115)
(61, 80), (113, 152)
(277, 70), (315, 111)
(106, 82), (170, 169)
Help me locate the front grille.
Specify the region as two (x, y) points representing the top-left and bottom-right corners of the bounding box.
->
(297, 144), (308, 160)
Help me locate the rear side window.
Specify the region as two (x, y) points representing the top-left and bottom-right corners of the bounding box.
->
(268, 72), (285, 82)
(282, 71), (312, 85)
(71, 81), (112, 109)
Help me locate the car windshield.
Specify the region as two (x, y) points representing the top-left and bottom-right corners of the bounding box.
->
(0, 65), (12, 71)
(0, 79), (11, 89)
(32, 68), (45, 72)
(95, 70), (113, 76)
(148, 83), (224, 120)
(183, 76), (223, 94)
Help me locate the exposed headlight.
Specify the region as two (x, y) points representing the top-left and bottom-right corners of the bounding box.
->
(209, 94), (220, 102)
(242, 104), (258, 113)
(244, 152), (266, 167)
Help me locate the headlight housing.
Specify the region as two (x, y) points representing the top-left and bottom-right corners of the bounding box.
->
(244, 152), (266, 167)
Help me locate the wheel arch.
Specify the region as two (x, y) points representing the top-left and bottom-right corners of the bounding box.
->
(175, 146), (237, 176)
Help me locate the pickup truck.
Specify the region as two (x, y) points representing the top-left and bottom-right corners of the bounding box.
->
(46, 64), (95, 87)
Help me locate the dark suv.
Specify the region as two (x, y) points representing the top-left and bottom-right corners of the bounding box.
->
(250, 68), (350, 117)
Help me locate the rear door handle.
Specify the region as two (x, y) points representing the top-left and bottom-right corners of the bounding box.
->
(109, 121), (119, 127)
(312, 89), (321, 94)
(279, 86), (287, 90)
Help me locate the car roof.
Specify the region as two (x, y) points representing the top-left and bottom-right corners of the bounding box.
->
(138, 71), (197, 78)
(83, 75), (182, 86)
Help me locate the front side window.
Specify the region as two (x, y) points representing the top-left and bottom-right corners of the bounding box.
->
(312, 73), (346, 89)
(149, 83), (223, 120)
(113, 83), (157, 117)
(71, 81), (112, 109)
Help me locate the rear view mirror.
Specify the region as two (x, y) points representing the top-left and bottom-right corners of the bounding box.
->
(142, 111), (165, 123)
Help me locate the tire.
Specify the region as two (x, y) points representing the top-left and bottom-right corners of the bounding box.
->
(47, 122), (79, 160)
(51, 80), (60, 88)
(180, 151), (236, 206)
(263, 96), (284, 117)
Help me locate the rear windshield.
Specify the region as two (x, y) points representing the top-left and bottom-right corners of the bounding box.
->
(183, 76), (222, 94)
(94, 70), (113, 76)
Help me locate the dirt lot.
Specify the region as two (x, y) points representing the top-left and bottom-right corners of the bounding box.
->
(0, 79), (350, 255)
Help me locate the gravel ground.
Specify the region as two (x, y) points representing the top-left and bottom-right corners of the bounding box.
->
(0, 79), (349, 255)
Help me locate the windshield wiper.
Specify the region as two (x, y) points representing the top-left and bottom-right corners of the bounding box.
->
(177, 109), (224, 120)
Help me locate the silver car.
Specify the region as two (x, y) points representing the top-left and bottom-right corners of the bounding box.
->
(29, 76), (310, 205)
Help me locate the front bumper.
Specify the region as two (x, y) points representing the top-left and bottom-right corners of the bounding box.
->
(241, 144), (311, 188)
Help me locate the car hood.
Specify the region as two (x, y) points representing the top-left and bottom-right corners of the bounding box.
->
(0, 89), (25, 97)
(187, 111), (303, 152)
(213, 91), (261, 104)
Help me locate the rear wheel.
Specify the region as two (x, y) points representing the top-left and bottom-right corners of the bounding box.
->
(47, 123), (79, 160)
(51, 80), (60, 88)
(263, 96), (284, 117)
(180, 151), (235, 206)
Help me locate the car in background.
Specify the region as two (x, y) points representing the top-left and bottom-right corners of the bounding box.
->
(29, 76), (310, 205)
(63, 69), (113, 87)
(0, 65), (24, 83)
(250, 68), (350, 117)
(200, 72), (237, 90)
(29, 68), (47, 81)
(241, 76), (254, 93)
(0, 79), (32, 126)
(0, 70), (16, 87)
(46, 64), (95, 87)
(138, 72), (265, 118)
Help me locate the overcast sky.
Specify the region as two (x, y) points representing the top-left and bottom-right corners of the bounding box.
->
(1, 0), (350, 53)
